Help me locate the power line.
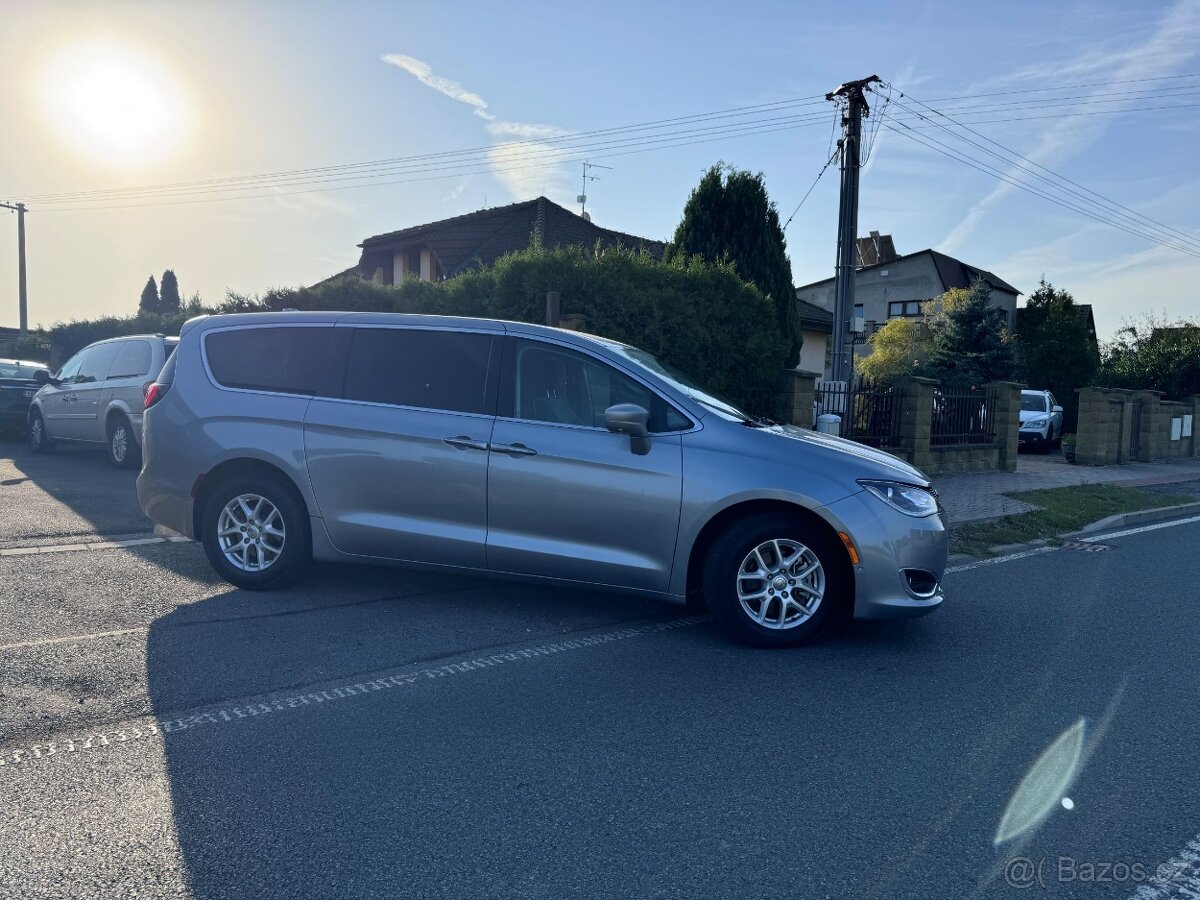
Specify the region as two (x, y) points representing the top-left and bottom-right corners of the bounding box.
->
(783, 147), (840, 229)
(921, 71), (1200, 104)
(13, 83), (1200, 208)
(881, 120), (1200, 258)
(891, 89), (1200, 252)
(11, 95), (831, 204)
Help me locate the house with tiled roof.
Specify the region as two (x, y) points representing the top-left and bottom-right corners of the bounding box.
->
(794, 231), (1021, 368)
(351, 196), (665, 285)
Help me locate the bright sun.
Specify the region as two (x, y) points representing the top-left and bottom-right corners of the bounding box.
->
(36, 39), (194, 169)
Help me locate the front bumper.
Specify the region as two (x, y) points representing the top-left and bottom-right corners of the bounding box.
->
(821, 489), (948, 620)
(1019, 428), (1050, 446)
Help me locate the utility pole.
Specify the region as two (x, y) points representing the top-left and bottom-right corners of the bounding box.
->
(0, 202), (27, 334)
(827, 76), (879, 384)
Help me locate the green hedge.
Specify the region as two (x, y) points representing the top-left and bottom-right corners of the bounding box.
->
(51, 246), (789, 404)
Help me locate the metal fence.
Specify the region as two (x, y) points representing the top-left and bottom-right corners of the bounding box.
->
(930, 388), (995, 446)
(814, 379), (903, 448)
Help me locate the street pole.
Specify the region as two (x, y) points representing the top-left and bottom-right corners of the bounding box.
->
(827, 76), (879, 385)
(1, 201), (28, 334)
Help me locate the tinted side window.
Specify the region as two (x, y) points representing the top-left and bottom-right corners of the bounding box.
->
(56, 351), (87, 383)
(205, 327), (334, 395)
(342, 328), (495, 415)
(505, 340), (685, 432)
(76, 344), (120, 384)
(107, 340), (153, 379)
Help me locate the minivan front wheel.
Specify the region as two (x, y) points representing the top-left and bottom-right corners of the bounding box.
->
(201, 475), (307, 590)
(28, 411), (54, 453)
(702, 514), (843, 647)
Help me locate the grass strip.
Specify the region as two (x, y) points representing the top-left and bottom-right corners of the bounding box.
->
(949, 483), (1194, 557)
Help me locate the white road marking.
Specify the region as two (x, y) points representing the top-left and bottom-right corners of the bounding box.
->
(1129, 832), (1200, 899)
(0, 534), (190, 557)
(946, 513), (1200, 574)
(945, 546), (1056, 574)
(0, 627), (147, 653)
(0, 614), (710, 770)
(1079, 514), (1200, 544)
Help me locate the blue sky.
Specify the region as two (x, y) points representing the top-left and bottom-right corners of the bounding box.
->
(1, 0), (1198, 339)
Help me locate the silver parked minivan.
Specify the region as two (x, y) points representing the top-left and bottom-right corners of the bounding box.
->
(138, 312), (947, 646)
(30, 334), (178, 467)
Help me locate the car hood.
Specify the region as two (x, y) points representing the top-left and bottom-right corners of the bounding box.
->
(1019, 409), (1048, 424)
(767, 423), (931, 486)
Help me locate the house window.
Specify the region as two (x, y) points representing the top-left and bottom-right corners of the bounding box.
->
(887, 300), (923, 318)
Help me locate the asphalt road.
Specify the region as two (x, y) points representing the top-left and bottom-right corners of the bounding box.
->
(2, 438), (1199, 899)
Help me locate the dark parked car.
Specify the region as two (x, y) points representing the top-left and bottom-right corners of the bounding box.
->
(0, 358), (49, 436)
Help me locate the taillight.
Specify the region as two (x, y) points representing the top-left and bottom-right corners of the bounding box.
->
(144, 382), (167, 409)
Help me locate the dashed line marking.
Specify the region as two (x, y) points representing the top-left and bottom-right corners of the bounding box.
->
(0, 614), (710, 771)
(1129, 832), (1200, 899)
(0, 534), (190, 557)
(0, 627), (147, 653)
(945, 546), (1056, 574)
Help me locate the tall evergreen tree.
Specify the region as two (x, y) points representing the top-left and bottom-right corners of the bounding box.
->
(159, 269), (182, 314)
(667, 164), (799, 366)
(1016, 278), (1099, 430)
(139, 275), (160, 314)
(924, 278), (1017, 388)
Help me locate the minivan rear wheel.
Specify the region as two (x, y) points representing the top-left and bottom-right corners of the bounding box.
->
(108, 416), (140, 469)
(702, 513), (844, 647)
(200, 474), (308, 590)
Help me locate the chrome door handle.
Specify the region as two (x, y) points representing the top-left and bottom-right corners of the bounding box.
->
(493, 442), (537, 458)
(443, 436), (489, 452)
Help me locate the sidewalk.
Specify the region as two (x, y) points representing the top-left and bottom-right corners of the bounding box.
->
(933, 454), (1200, 525)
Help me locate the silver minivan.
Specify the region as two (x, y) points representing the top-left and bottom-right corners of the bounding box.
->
(138, 312), (947, 646)
(30, 334), (178, 467)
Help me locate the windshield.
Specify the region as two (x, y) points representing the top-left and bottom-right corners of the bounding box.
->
(611, 345), (755, 422)
(1021, 394), (1048, 413)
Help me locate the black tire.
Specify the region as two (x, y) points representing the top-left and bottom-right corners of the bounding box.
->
(28, 410), (54, 453)
(200, 473), (309, 590)
(107, 415), (141, 469)
(701, 513), (846, 648)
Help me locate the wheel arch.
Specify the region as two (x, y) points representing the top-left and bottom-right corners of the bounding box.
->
(191, 457), (312, 550)
(684, 499), (856, 613)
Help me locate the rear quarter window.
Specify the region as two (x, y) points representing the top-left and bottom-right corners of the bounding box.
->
(205, 327), (334, 395)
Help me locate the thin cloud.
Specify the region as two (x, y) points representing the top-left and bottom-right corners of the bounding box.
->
(382, 53), (495, 121)
(382, 53), (576, 203)
(940, 0), (1200, 252)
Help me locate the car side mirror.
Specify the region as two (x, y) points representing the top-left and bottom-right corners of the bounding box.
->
(33, 369), (52, 386)
(1052, 405), (1063, 413)
(604, 403), (651, 455)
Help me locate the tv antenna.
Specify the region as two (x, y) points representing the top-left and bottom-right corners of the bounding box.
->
(577, 161), (612, 218)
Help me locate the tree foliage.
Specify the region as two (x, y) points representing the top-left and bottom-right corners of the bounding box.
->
(923, 279), (1017, 388)
(1015, 278), (1099, 429)
(666, 164), (799, 365)
(857, 317), (931, 384)
(1097, 313), (1200, 399)
(160, 270), (182, 314)
(53, 246), (789, 405)
(138, 275), (160, 314)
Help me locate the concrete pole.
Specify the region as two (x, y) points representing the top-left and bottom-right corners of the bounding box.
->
(17, 203), (27, 334)
(827, 76), (879, 385)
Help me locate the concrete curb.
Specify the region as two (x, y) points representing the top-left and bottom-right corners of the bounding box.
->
(1061, 500), (1200, 538)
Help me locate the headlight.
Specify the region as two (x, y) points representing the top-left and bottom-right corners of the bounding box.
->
(858, 480), (939, 517)
(1026, 418), (1048, 428)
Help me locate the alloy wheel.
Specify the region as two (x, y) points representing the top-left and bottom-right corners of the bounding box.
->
(111, 424), (128, 463)
(216, 493), (287, 573)
(736, 538), (825, 630)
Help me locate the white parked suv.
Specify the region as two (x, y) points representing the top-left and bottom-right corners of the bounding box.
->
(28, 334), (178, 467)
(1019, 389), (1064, 452)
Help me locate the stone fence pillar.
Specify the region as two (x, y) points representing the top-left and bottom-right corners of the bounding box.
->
(783, 370), (820, 428)
(1075, 387), (1115, 465)
(986, 381), (1023, 472)
(1132, 390), (1165, 461)
(1191, 396), (1200, 458)
(898, 376), (937, 471)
